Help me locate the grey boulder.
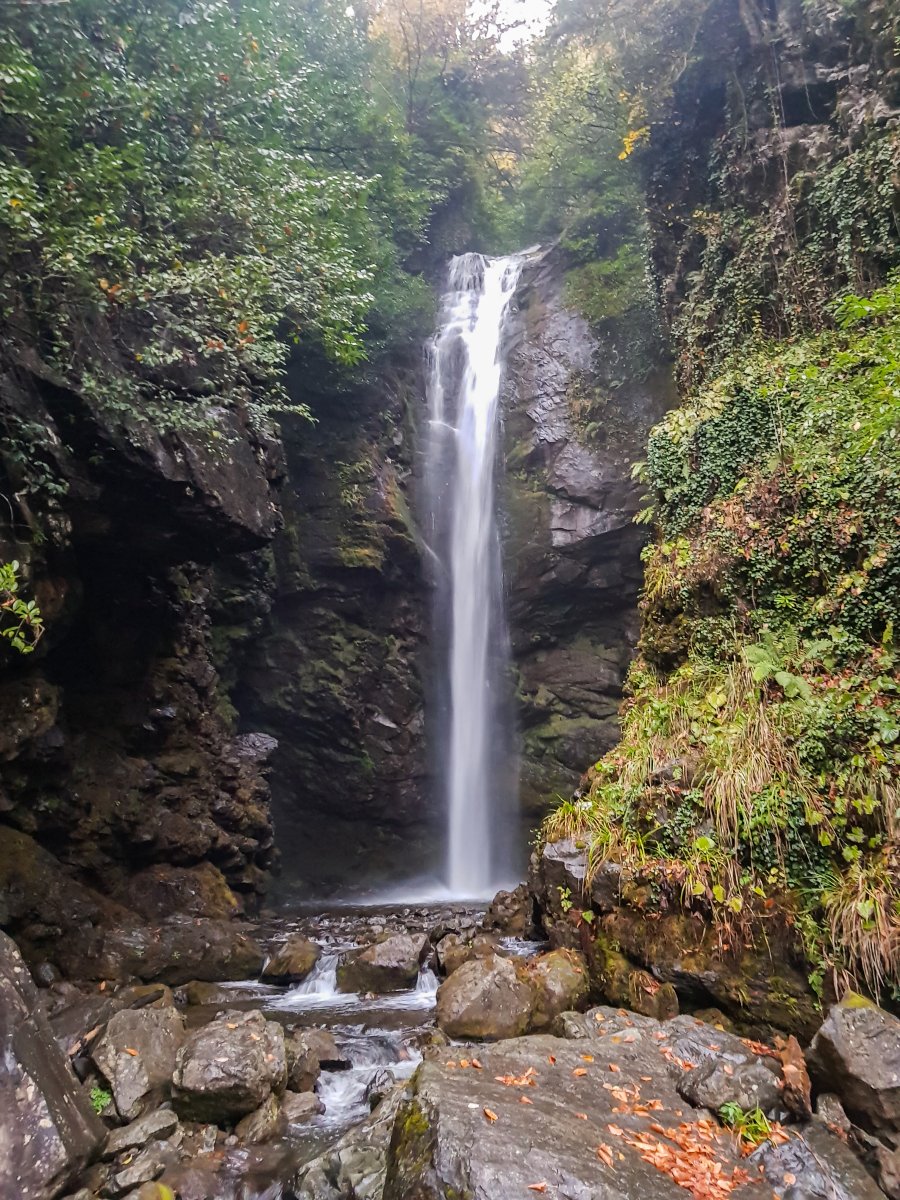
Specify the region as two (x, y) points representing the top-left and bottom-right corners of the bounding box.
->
(92, 1006), (186, 1120)
(337, 933), (429, 994)
(808, 996), (900, 1133)
(435, 954), (534, 1040)
(172, 1009), (286, 1123)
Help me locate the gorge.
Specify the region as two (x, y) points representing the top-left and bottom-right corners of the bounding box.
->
(2, 0), (900, 1196)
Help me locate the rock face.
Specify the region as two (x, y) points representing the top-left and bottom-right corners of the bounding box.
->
(172, 1009), (287, 1122)
(0, 357), (280, 957)
(500, 250), (674, 829)
(0, 931), (105, 1200)
(337, 932), (429, 994)
(236, 369), (431, 897)
(524, 948), (590, 1032)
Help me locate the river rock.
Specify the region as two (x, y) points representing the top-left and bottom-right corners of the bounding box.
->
(383, 1032), (772, 1200)
(172, 1009), (286, 1123)
(234, 1093), (285, 1143)
(435, 954), (534, 1040)
(103, 1145), (170, 1197)
(282, 1090), (326, 1123)
(261, 935), (321, 984)
(808, 995), (900, 1133)
(480, 884), (537, 938)
(285, 1031), (321, 1092)
(524, 948), (589, 1031)
(92, 1006), (186, 1120)
(750, 1118), (886, 1199)
(0, 931), (106, 1199)
(336, 932), (429, 994)
(103, 1108), (180, 1158)
(436, 932), (503, 977)
(294, 1087), (403, 1200)
(96, 918), (265, 986)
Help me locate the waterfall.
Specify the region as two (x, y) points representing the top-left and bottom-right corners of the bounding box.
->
(424, 252), (524, 897)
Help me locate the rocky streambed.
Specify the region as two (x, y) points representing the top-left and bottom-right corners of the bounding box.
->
(5, 887), (900, 1200)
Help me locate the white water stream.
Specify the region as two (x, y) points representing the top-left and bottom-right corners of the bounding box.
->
(424, 252), (526, 897)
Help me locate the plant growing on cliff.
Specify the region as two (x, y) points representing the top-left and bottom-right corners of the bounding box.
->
(0, 561), (43, 654)
(544, 275), (900, 999)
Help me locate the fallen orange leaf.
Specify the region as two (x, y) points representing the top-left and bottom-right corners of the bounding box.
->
(573, 1067), (588, 1077)
(483, 1108), (498, 1123)
(527, 1185), (547, 1193)
(597, 1143), (614, 1168)
(124, 1048), (139, 1056)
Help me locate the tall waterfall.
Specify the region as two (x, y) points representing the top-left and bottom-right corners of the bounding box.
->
(424, 252), (524, 897)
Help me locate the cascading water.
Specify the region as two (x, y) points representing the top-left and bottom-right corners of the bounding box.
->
(424, 252), (526, 897)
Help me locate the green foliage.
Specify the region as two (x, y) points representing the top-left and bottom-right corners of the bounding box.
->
(547, 276), (900, 998)
(0, 561), (43, 654)
(718, 1104), (772, 1147)
(89, 1085), (112, 1115)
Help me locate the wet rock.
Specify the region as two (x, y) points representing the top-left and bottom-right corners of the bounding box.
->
(285, 1029), (326, 1092)
(103, 1108), (180, 1158)
(118, 863), (240, 922)
(91, 1007), (186, 1120)
(302, 1027), (347, 1070)
(383, 1032), (768, 1200)
(664, 1015), (783, 1113)
(261, 935), (321, 984)
(294, 1087), (403, 1200)
(336, 932), (429, 994)
(524, 948), (589, 1031)
(435, 954), (534, 1040)
(0, 930), (106, 1199)
(750, 1119), (886, 1199)
(815, 1092), (852, 1136)
(365, 1069), (395, 1111)
(234, 1093), (285, 1144)
(808, 995), (900, 1134)
(481, 884), (537, 938)
(436, 932), (502, 977)
(282, 1091), (326, 1123)
(102, 1145), (169, 1197)
(95, 917), (265, 986)
(172, 1009), (286, 1123)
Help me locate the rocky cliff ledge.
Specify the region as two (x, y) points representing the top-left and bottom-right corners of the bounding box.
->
(501, 250), (675, 825)
(0, 353), (281, 952)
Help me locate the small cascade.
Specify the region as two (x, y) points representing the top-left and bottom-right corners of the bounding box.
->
(289, 953), (339, 999)
(424, 252), (527, 897)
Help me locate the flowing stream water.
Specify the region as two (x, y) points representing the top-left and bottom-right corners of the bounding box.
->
(424, 252), (526, 897)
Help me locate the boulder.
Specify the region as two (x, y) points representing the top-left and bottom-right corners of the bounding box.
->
(524, 948), (590, 1031)
(282, 1091), (326, 1123)
(261, 936), (321, 985)
(0, 931), (106, 1199)
(593, 941), (679, 1021)
(750, 1119), (886, 1199)
(285, 1031), (322, 1093)
(336, 932), (429, 994)
(172, 1009), (286, 1123)
(103, 1108), (180, 1158)
(302, 1027), (348, 1070)
(480, 884), (537, 938)
(808, 996), (900, 1134)
(91, 1007), (186, 1120)
(234, 1094), (285, 1144)
(103, 1144), (173, 1197)
(665, 1015), (783, 1115)
(436, 932), (503, 977)
(435, 955), (534, 1040)
(382, 1032), (770, 1200)
(94, 918), (265, 986)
